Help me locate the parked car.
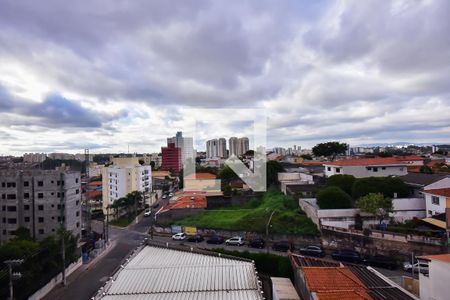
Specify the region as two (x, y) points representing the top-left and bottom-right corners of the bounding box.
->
(143, 209), (152, 217)
(403, 261), (429, 274)
(226, 236), (245, 246)
(272, 241), (295, 252)
(187, 235), (204, 243)
(299, 245), (326, 257)
(152, 203), (159, 209)
(162, 195), (167, 199)
(169, 193), (174, 197)
(364, 255), (398, 270)
(331, 249), (362, 263)
(248, 238), (265, 249)
(206, 235), (224, 244)
(172, 233), (186, 240)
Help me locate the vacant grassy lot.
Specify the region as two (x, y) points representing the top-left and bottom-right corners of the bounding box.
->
(171, 191), (319, 236)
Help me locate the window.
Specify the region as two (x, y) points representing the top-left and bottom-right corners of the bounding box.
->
(1, 194), (5, 199)
(38, 193), (44, 199)
(381, 167), (386, 170)
(7, 206), (16, 212)
(76, 222), (80, 228)
(38, 205), (44, 211)
(24, 205), (30, 210)
(76, 200), (79, 206)
(7, 182), (16, 188)
(38, 217), (44, 223)
(1, 182), (4, 187)
(76, 211), (80, 216)
(373, 167), (378, 172)
(38, 229), (44, 234)
(428, 210), (433, 215)
(7, 218), (17, 224)
(76, 178), (79, 183)
(23, 181), (29, 187)
(37, 181), (44, 187)
(431, 196), (440, 205)
(335, 168), (341, 173)
(76, 189), (80, 194)
(366, 167), (372, 170)
(1, 206), (4, 211)
(24, 217), (30, 222)
(24, 193), (30, 199)
(7, 194), (16, 200)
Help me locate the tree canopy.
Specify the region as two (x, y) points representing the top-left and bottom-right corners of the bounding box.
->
(266, 160), (285, 188)
(317, 186), (353, 209)
(312, 141), (348, 159)
(357, 193), (393, 223)
(352, 177), (409, 199)
(326, 174), (355, 196)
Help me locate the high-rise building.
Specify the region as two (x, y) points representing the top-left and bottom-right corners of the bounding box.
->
(0, 169), (82, 243)
(229, 137), (238, 157)
(161, 143), (182, 172)
(238, 137), (249, 156)
(102, 157), (152, 215)
(218, 138), (227, 158)
(206, 138), (228, 158)
(167, 131), (194, 165)
(23, 153), (47, 163)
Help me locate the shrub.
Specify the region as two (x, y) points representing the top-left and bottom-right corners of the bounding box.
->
(317, 186), (352, 209)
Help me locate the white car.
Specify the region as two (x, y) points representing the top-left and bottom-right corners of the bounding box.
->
(143, 209), (152, 217)
(225, 236), (245, 246)
(169, 193), (174, 197)
(172, 233), (186, 240)
(403, 261), (429, 274)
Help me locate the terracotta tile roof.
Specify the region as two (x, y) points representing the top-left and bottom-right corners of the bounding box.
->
(88, 181), (103, 186)
(158, 192), (207, 213)
(152, 171), (170, 177)
(315, 290), (372, 300)
(303, 267), (372, 299)
(418, 254), (450, 263)
(422, 188), (450, 197)
(396, 155), (426, 161)
(325, 157), (406, 167)
(185, 172), (217, 180)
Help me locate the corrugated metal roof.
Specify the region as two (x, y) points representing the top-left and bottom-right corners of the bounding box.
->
(98, 245), (263, 299)
(421, 217), (446, 229)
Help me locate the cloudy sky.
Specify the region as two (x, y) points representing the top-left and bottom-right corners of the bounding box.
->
(1, 0), (449, 155)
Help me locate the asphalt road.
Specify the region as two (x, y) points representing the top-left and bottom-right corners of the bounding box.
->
(43, 208), (415, 300)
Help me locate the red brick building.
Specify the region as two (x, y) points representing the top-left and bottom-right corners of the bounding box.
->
(161, 143), (182, 173)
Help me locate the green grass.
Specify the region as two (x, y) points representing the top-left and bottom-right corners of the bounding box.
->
(170, 191), (319, 236)
(110, 215), (135, 227)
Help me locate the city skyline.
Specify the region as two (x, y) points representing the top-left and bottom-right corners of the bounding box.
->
(0, 1), (450, 155)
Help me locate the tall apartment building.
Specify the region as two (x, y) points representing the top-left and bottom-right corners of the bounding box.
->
(161, 143), (182, 172)
(238, 137), (250, 156)
(167, 131), (195, 164)
(206, 138), (228, 158)
(102, 157), (152, 214)
(229, 137), (238, 157)
(23, 153), (47, 163)
(0, 169), (82, 243)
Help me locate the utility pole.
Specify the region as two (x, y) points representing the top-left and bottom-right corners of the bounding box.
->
(266, 210), (276, 254)
(4, 259), (24, 300)
(59, 172), (66, 286)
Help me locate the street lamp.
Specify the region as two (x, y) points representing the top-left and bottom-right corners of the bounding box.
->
(4, 259), (24, 300)
(266, 210), (276, 254)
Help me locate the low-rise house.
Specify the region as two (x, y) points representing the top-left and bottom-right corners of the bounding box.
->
(399, 173), (448, 198)
(324, 157), (425, 178)
(422, 188), (450, 217)
(289, 254), (417, 300)
(278, 172), (315, 195)
(418, 254), (450, 300)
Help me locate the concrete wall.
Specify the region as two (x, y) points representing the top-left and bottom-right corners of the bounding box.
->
(324, 165), (407, 178)
(420, 260), (450, 300)
(392, 198), (426, 222)
(424, 193), (447, 217)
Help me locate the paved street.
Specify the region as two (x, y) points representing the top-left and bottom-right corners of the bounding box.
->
(42, 208), (415, 300)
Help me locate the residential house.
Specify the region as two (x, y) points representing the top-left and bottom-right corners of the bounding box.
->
(324, 157), (412, 178)
(422, 188), (450, 217)
(418, 254), (450, 300)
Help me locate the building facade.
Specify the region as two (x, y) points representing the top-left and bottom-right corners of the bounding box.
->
(229, 137), (238, 156)
(23, 153), (47, 163)
(167, 131), (194, 165)
(238, 137), (249, 156)
(324, 157), (409, 178)
(102, 157), (152, 215)
(0, 169), (81, 243)
(161, 143), (182, 172)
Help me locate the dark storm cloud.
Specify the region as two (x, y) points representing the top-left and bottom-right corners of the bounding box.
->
(0, 85), (126, 128)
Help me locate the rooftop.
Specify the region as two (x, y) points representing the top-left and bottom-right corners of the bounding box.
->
(324, 157), (409, 167)
(185, 172), (217, 180)
(418, 253), (450, 263)
(158, 191), (207, 213)
(422, 188), (450, 197)
(399, 173), (448, 187)
(95, 243), (263, 300)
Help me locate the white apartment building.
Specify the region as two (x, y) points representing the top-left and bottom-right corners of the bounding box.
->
(324, 157), (409, 178)
(418, 254), (450, 300)
(23, 153), (47, 163)
(422, 177), (450, 217)
(88, 163), (104, 178)
(0, 169), (81, 242)
(229, 137), (238, 156)
(102, 157), (152, 215)
(238, 137), (249, 156)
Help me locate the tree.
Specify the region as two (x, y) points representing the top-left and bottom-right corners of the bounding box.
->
(312, 142), (348, 159)
(420, 165), (433, 174)
(266, 161), (285, 188)
(150, 161), (156, 169)
(218, 165), (239, 184)
(357, 193), (393, 224)
(317, 186), (352, 209)
(326, 174), (355, 196)
(14, 227), (32, 241)
(352, 177), (409, 199)
(300, 154), (312, 160)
